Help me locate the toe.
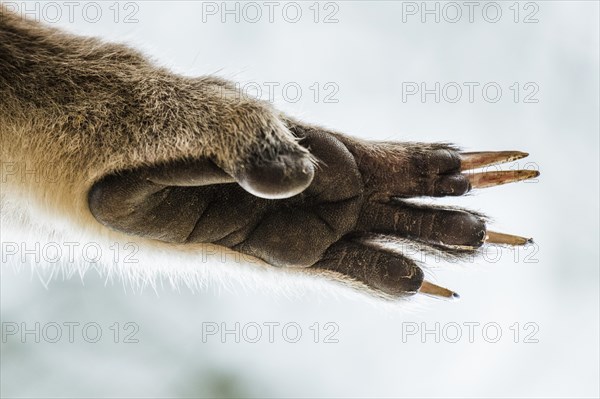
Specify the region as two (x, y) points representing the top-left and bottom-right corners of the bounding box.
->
(234, 151), (315, 199)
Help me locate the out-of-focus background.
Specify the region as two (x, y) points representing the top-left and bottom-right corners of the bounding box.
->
(1, 1), (598, 397)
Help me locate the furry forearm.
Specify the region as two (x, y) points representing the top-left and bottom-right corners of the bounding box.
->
(0, 7), (300, 228)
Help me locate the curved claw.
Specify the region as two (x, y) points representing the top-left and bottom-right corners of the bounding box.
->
(466, 169), (539, 189)
(418, 281), (460, 299)
(460, 151), (530, 171)
(485, 230), (533, 246)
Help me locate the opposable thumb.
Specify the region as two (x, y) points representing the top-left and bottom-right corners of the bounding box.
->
(233, 150), (315, 199)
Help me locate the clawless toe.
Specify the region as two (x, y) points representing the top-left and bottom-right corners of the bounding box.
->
(233, 151), (315, 200)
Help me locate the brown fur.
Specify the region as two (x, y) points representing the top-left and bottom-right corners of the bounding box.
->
(0, 5), (308, 233)
(1, 7), (494, 300)
(0, 7), (376, 297)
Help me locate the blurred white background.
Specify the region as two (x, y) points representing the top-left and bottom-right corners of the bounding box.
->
(1, 1), (598, 397)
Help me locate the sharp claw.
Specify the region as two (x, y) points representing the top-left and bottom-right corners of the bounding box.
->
(485, 230), (533, 246)
(466, 169), (539, 188)
(460, 151), (530, 171)
(418, 281), (460, 299)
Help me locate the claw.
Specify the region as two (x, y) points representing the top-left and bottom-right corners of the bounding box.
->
(418, 281), (460, 299)
(485, 230), (533, 246)
(466, 169), (539, 189)
(460, 151), (529, 171)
